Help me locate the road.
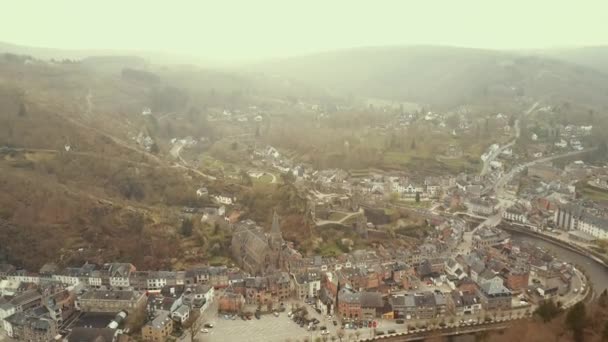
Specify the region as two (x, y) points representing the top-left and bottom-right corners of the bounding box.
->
(455, 212), (502, 254)
(480, 102), (538, 176)
(493, 148), (596, 195)
(171, 141), (217, 181)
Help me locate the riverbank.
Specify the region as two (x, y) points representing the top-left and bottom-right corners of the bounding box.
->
(505, 225), (608, 299)
(500, 223), (608, 269)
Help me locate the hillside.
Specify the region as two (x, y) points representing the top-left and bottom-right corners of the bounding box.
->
(0, 54), (216, 270)
(252, 45), (608, 109)
(541, 46), (608, 74)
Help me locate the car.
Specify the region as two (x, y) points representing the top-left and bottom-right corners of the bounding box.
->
(320, 326), (327, 331)
(287, 311), (292, 317)
(388, 329), (396, 334)
(315, 308), (322, 314)
(273, 312), (279, 317)
(200, 329), (209, 333)
(204, 323), (214, 328)
(312, 318), (320, 324)
(376, 331), (385, 336)
(333, 320), (338, 326)
(439, 322), (447, 328)
(322, 330), (330, 335)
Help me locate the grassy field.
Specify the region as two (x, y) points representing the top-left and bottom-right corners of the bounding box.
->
(252, 173), (274, 184)
(199, 154), (227, 172)
(396, 200), (432, 208)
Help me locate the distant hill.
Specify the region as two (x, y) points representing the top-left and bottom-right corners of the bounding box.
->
(252, 45), (608, 108)
(0, 41), (121, 60)
(0, 41), (228, 67)
(539, 46), (608, 74)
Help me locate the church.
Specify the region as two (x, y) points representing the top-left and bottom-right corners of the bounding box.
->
(231, 211), (285, 276)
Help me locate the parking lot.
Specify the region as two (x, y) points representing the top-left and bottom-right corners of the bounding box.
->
(203, 312), (333, 342)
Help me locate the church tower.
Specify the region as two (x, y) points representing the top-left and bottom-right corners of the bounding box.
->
(269, 210), (283, 250)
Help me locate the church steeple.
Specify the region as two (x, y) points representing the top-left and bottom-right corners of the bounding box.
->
(269, 210), (283, 250)
(271, 210), (281, 237)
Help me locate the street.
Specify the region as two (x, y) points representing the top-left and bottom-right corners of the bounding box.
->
(198, 298), (531, 342)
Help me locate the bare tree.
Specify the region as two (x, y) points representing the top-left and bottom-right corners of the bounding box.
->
(354, 330), (361, 341)
(184, 310), (203, 342)
(124, 304), (147, 332)
(337, 329), (345, 342)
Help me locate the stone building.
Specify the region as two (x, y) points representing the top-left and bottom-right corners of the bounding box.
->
(76, 290), (146, 313)
(142, 311), (173, 342)
(231, 212), (284, 276)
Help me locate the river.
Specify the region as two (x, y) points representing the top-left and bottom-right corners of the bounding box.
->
(511, 232), (608, 296)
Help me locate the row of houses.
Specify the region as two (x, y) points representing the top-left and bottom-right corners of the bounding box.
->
(554, 203), (608, 240)
(2, 263), (232, 292)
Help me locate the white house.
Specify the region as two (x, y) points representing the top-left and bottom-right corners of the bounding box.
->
(6, 274), (40, 285)
(213, 195), (234, 205)
(555, 139), (568, 148)
(172, 305), (190, 324)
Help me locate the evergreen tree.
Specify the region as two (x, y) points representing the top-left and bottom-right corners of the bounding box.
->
(565, 302), (586, 342)
(181, 218), (193, 237)
(534, 300), (562, 322)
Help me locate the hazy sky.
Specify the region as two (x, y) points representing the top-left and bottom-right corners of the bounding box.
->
(3, 0), (607, 61)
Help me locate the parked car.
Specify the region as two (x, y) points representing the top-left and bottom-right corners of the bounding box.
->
(204, 323), (214, 328)
(201, 329), (209, 333)
(396, 319), (404, 324)
(333, 320), (338, 326)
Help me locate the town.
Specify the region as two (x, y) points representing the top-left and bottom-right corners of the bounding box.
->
(2, 5), (608, 341)
(1, 107), (606, 340)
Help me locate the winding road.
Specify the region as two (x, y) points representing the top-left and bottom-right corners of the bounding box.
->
(480, 102), (539, 176)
